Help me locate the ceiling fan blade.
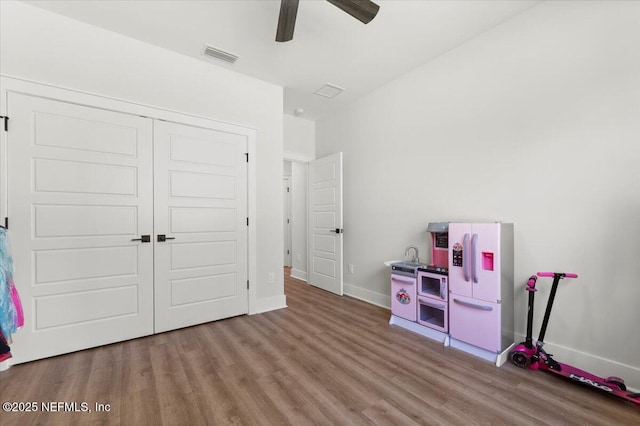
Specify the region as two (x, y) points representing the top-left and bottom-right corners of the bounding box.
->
(276, 0), (300, 42)
(326, 0), (380, 24)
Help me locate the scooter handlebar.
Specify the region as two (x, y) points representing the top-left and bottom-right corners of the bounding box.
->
(526, 275), (538, 292)
(537, 272), (578, 279)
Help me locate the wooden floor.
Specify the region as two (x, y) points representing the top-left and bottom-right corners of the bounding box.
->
(1, 268), (638, 425)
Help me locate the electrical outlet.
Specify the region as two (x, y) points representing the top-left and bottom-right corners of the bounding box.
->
(348, 264), (354, 274)
(268, 272), (275, 283)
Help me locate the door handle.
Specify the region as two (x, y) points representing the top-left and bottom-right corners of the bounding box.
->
(453, 298), (493, 311)
(331, 228), (344, 234)
(471, 233), (478, 283)
(157, 234), (176, 242)
(131, 235), (151, 243)
(463, 233), (470, 282)
(391, 276), (415, 285)
(418, 298), (446, 310)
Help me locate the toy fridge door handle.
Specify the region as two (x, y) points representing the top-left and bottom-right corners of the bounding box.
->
(453, 298), (493, 311)
(471, 233), (478, 283)
(463, 233), (470, 282)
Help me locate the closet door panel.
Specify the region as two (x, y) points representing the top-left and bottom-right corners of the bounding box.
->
(7, 92), (154, 363)
(153, 121), (248, 333)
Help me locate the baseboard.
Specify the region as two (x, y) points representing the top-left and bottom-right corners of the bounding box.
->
(290, 269), (307, 281)
(0, 357), (14, 372)
(250, 294), (287, 315)
(449, 338), (514, 367)
(514, 332), (640, 392)
(344, 282), (390, 309)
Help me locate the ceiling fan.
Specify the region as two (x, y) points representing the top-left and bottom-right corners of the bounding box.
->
(276, 0), (380, 42)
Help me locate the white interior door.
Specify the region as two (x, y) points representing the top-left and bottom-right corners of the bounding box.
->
(7, 93), (154, 363)
(308, 152), (343, 295)
(153, 120), (248, 333)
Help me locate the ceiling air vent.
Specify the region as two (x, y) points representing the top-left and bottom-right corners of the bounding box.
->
(202, 44), (238, 64)
(314, 83), (345, 99)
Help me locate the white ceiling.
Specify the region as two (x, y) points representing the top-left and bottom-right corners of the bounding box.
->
(24, 0), (541, 121)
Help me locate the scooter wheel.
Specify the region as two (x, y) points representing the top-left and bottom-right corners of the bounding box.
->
(511, 351), (530, 369)
(604, 377), (626, 391)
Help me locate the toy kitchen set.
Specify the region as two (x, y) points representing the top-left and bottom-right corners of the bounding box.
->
(388, 222), (515, 366)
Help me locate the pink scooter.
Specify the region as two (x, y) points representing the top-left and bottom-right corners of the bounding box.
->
(510, 272), (640, 407)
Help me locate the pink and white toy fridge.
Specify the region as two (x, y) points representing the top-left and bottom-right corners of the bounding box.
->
(448, 222), (514, 358)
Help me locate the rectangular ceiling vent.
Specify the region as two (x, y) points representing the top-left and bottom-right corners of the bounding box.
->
(202, 44), (238, 64)
(314, 83), (345, 99)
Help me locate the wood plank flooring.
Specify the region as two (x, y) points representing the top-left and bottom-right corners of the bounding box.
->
(1, 268), (638, 425)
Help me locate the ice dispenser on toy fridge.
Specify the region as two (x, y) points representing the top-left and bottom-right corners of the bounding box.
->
(427, 222), (449, 268)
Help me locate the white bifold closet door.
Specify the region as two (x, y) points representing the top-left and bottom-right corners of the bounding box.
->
(153, 120), (248, 333)
(7, 92), (248, 363)
(8, 93), (155, 362)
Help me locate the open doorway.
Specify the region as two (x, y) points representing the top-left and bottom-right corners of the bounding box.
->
(283, 160), (308, 281)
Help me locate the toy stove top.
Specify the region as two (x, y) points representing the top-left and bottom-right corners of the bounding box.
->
(419, 265), (449, 275)
(391, 262), (448, 277)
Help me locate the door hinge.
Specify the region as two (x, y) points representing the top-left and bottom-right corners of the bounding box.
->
(245, 153), (249, 162)
(287, 187), (290, 192)
(287, 250), (290, 254)
(3, 217), (7, 229)
(246, 217), (249, 226)
(247, 280), (250, 289)
(0, 116), (8, 131)
(287, 218), (290, 224)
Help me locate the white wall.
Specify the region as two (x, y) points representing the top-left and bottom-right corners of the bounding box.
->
(0, 1), (285, 310)
(316, 1), (640, 387)
(284, 113), (315, 160)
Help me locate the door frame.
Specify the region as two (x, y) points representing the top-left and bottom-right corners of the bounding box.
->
(0, 76), (259, 314)
(283, 176), (292, 267)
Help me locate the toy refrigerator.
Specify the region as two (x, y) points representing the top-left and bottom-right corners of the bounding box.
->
(448, 223), (514, 357)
